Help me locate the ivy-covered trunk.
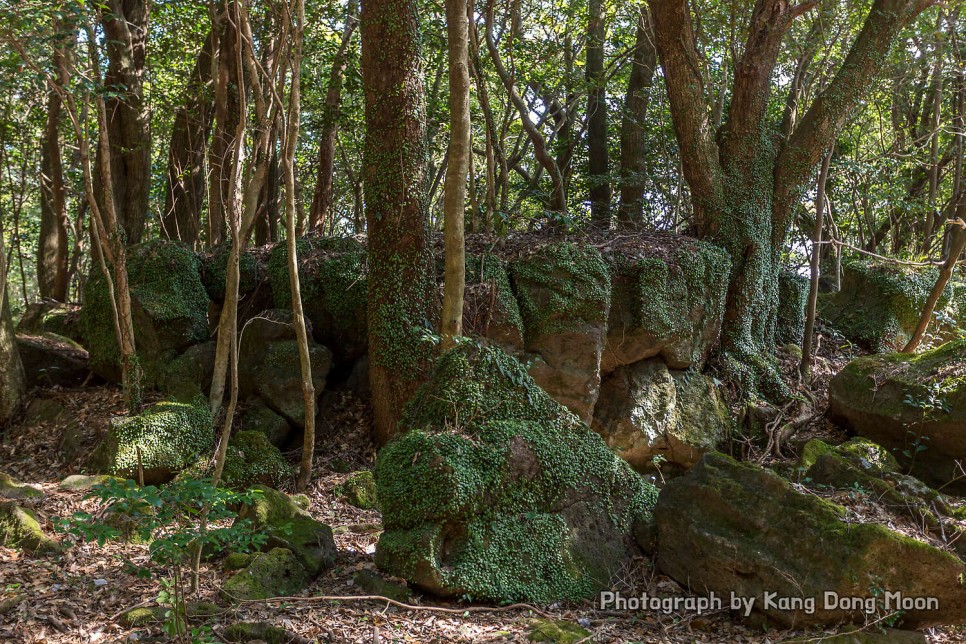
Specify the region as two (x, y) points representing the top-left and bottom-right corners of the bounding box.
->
(651, 0), (935, 398)
(362, 0), (435, 444)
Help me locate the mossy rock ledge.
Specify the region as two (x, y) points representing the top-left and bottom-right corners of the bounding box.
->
(819, 260), (966, 351)
(80, 239), (210, 386)
(656, 452), (966, 628)
(0, 501), (59, 553)
(828, 340), (966, 493)
(220, 547), (308, 602)
(591, 357), (731, 475)
(89, 400), (212, 485)
(375, 343), (658, 603)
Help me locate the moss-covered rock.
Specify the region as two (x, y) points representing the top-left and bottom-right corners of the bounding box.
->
(375, 343), (658, 603)
(510, 242), (611, 422)
(0, 472), (43, 501)
(58, 474), (121, 492)
(15, 333), (89, 388)
(656, 452), (966, 627)
(160, 341), (215, 403)
(268, 237), (368, 364)
(224, 552), (255, 571)
(0, 501), (59, 553)
(352, 569), (412, 603)
(459, 253), (525, 354)
(240, 400), (293, 448)
(777, 270), (808, 345)
(828, 340), (966, 492)
(16, 301), (82, 343)
(527, 619), (591, 643)
(80, 240), (210, 385)
(89, 400), (212, 485)
(602, 240), (729, 372)
(236, 485), (336, 576)
(335, 471), (377, 510)
(201, 242), (263, 302)
(592, 358), (730, 474)
(220, 547), (308, 602)
(238, 310), (331, 428)
(819, 260), (966, 351)
(221, 431), (293, 490)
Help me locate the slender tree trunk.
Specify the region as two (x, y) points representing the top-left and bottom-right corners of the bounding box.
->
(801, 148), (832, 380)
(96, 0), (151, 245)
(904, 218), (966, 353)
(162, 31), (215, 248)
(0, 232), (25, 424)
(617, 10), (657, 226)
(441, 0), (470, 350)
(38, 37), (70, 301)
(207, 3), (242, 248)
(309, 0), (358, 232)
(362, 0), (434, 444)
(586, 0), (610, 225)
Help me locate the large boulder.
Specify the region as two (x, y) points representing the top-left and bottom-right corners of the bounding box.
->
(819, 260), (966, 351)
(160, 341), (216, 402)
(236, 485), (336, 577)
(89, 400), (212, 485)
(656, 453), (966, 628)
(0, 502), (59, 553)
(200, 242), (264, 303)
(592, 358), (731, 474)
(375, 343), (658, 602)
(16, 301), (82, 343)
(601, 239), (729, 372)
(80, 240), (210, 385)
(268, 237), (368, 364)
(238, 310), (331, 428)
(510, 242), (611, 422)
(220, 547), (308, 602)
(828, 340), (966, 493)
(15, 333), (89, 388)
(460, 253), (524, 355)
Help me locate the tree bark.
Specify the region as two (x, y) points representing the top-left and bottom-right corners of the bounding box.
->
(441, 0), (470, 350)
(904, 217), (966, 353)
(362, 0), (434, 444)
(309, 0), (358, 232)
(617, 10), (657, 226)
(801, 148), (832, 380)
(586, 0), (610, 224)
(0, 231), (25, 424)
(96, 0), (151, 246)
(207, 3), (242, 248)
(162, 30), (215, 248)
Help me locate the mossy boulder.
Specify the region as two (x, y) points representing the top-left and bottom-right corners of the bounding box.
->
(200, 242), (263, 302)
(352, 569), (412, 603)
(458, 253), (525, 354)
(238, 310), (331, 428)
(240, 400), (293, 447)
(828, 340), (966, 492)
(89, 400), (212, 485)
(510, 242), (611, 422)
(159, 341), (216, 403)
(15, 333), (89, 388)
(602, 240), (729, 372)
(527, 619), (591, 643)
(220, 547), (308, 602)
(375, 343), (658, 603)
(58, 474), (121, 492)
(80, 240), (210, 385)
(592, 358), (731, 474)
(186, 431), (293, 490)
(236, 485), (336, 576)
(268, 237), (368, 364)
(335, 471), (377, 510)
(0, 501), (59, 553)
(0, 472), (43, 501)
(819, 260), (965, 351)
(16, 301), (82, 343)
(777, 270), (808, 345)
(656, 452), (966, 627)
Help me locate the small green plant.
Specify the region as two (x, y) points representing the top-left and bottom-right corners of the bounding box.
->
(58, 478), (268, 641)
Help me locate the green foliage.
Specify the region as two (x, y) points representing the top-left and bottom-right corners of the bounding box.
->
(201, 242), (262, 302)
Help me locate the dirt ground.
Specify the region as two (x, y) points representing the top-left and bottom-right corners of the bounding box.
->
(2, 380), (965, 643)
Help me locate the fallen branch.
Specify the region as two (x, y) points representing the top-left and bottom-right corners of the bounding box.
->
(236, 593), (553, 618)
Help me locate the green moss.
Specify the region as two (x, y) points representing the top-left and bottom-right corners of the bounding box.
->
(777, 270), (808, 345)
(224, 552), (255, 571)
(465, 253), (525, 340)
(186, 431), (293, 491)
(89, 400), (212, 484)
(335, 471), (377, 510)
(0, 501), (59, 553)
(511, 242), (610, 339)
(201, 242), (262, 302)
(799, 439), (836, 472)
(220, 548), (308, 602)
(80, 240), (210, 385)
(528, 619), (592, 643)
(119, 606), (164, 627)
(375, 343), (658, 602)
(0, 473), (43, 500)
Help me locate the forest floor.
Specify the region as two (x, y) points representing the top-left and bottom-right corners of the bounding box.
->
(2, 368), (966, 642)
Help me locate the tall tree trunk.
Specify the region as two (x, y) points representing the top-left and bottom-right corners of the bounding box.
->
(0, 234), (25, 424)
(362, 0), (434, 444)
(586, 0), (610, 224)
(162, 31), (215, 248)
(441, 0), (470, 350)
(617, 10), (657, 226)
(309, 0), (358, 232)
(96, 0), (151, 245)
(208, 3), (242, 248)
(801, 148), (832, 380)
(904, 218), (966, 353)
(38, 32), (70, 302)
